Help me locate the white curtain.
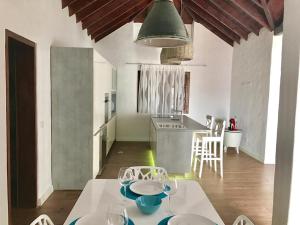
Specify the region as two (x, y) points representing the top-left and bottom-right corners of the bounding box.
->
(138, 65), (185, 115)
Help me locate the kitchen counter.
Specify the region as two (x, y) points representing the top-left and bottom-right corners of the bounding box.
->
(152, 115), (208, 132)
(150, 115), (208, 174)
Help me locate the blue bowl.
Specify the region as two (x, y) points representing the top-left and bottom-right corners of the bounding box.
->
(135, 195), (162, 215)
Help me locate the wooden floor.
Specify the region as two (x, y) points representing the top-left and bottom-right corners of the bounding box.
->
(12, 142), (274, 225)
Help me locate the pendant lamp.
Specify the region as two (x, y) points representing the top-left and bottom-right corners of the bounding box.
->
(160, 49), (181, 65)
(161, 43), (193, 62)
(136, 0), (191, 48)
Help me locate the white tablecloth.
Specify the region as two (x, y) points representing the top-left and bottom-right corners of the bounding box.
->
(64, 179), (224, 225)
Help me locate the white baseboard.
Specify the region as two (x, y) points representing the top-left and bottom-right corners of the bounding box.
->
(240, 148), (264, 163)
(264, 158), (276, 164)
(37, 185), (53, 206)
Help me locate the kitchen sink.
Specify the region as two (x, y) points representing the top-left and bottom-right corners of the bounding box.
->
(157, 122), (186, 129)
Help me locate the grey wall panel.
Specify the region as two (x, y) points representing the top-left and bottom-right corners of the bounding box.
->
(51, 47), (93, 189)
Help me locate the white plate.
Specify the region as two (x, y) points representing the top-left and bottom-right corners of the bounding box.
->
(129, 180), (164, 196)
(167, 214), (217, 225)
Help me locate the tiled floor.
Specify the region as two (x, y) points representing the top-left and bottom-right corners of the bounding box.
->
(12, 141), (275, 225)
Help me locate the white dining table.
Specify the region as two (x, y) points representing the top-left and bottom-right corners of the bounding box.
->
(64, 179), (225, 225)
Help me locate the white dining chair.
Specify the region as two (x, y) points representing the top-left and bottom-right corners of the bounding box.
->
(191, 115), (215, 166)
(30, 215), (54, 225)
(233, 215), (254, 225)
(127, 166), (168, 181)
(193, 119), (226, 178)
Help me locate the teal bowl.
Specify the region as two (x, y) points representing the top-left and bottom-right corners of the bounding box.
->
(135, 195), (162, 215)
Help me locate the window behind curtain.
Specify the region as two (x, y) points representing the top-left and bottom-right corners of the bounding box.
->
(137, 70), (190, 114)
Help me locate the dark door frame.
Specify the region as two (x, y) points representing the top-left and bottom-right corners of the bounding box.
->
(5, 29), (37, 225)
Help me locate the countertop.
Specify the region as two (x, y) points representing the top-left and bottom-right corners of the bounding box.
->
(151, 115), (208, 132)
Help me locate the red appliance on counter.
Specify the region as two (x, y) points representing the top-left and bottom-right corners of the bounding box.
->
(229, 118), (237, 130)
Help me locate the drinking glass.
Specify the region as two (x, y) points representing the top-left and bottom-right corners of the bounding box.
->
(163, 178), (178, 214)
(107, 204), (128, 225)
(118, 167), (133, 201)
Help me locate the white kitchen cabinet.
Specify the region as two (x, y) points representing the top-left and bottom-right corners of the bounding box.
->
(93, 61), (105, 132)
(106, 116), (116, 155)
(93, 131), (101, 178)
(94, 53), (114, 131)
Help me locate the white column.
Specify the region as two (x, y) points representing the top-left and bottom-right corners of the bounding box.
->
(272, 0), (300, 224)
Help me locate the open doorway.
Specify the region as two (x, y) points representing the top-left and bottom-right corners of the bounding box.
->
(5, 30), (37, 224)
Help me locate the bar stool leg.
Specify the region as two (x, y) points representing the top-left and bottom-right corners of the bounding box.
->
(214, 141), (217, 172)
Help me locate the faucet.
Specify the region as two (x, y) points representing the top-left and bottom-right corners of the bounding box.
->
(172, 109), (184, 123)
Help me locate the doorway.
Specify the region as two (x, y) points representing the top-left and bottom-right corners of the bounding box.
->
(5, 30), (37, 224)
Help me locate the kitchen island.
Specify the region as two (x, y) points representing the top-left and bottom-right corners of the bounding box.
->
(150, 115), (208, 174)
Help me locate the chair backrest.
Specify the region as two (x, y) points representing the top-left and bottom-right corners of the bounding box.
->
(214, 119), (226, 138)
(206, 115), (215, 130)
(30, 215), (54, 225)
(233, 215), (254, 225)
(127, 166), (168, 181)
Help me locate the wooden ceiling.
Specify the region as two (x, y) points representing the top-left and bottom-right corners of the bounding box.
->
(61, 0), (284, 46)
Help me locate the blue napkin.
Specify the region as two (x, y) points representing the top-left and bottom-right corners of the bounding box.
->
(69, 218), (80, 225)
(158, 216), (174, 225)
(127, 218), (135, 225)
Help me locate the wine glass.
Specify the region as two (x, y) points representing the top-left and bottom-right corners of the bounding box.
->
(118, 167), (133, 202)
(163, 178), (178, 214)
(107, 204), (128, 225)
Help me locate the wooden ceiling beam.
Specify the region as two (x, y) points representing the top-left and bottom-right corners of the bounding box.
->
(85, 0), (133, 31)
(208, 0), (261, 35)
(268, 0), (284, 26)
(185, 7), (234, 46)
(186, 0), (249, 40)
(62, 0), (77, 8)
(250, 0), (264, 8)
(260, 0), (275, 29)
(173, 0), (193, 24)
(68, 0), (97, 16)
(81, 0), (131, 28)
(133, 0), (193, 24)
(184, 1), (241, 43)
(76, 0), (110, 22)
(134, 3), (153, 23)
(88, 0), (151, 36)
(231, 0), (272, 30)
(92, 0), (151, 42)
(94, 13), (139, 42)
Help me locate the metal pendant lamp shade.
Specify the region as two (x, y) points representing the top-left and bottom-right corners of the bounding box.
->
(161, 43), (193, 61)
(136, 0), (191, 48)
(160, 50), (181, 65)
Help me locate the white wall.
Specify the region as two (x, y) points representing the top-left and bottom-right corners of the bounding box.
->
(0, 1), (108, 224)
(116, 64), (151, 141)
(230, 29), (274, 162)
(187, 24), (233, 125)
(264, 34), (282, 164)
(96, 22), (233, 141)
